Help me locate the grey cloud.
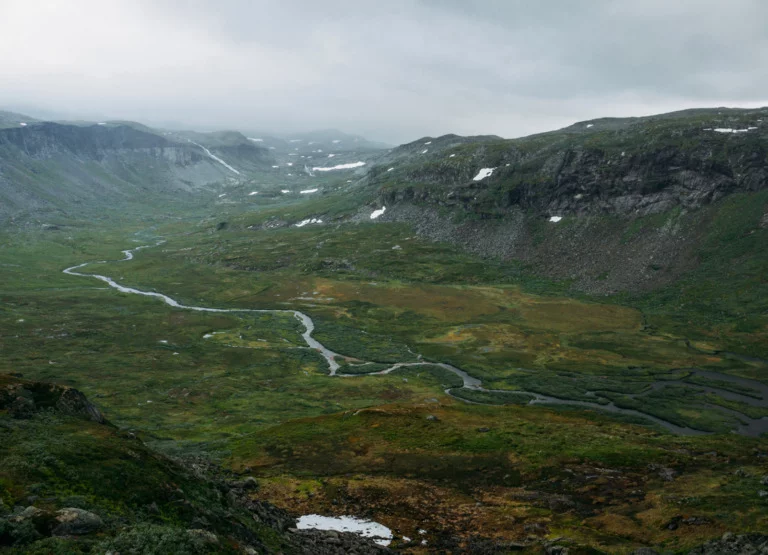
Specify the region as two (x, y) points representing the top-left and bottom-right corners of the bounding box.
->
(0, 0), (766, 143)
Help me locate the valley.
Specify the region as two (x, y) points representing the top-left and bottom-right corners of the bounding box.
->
(57, 239), (768, 437)
(1, 107), (767, 554)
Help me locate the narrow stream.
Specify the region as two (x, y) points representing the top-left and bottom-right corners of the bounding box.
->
(63, 242), (767, 437)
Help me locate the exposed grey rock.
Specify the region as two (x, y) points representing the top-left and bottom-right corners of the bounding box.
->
(688, 533), (768, 554)
(187, 528), (219, 544)
(51, 507), (104, 536)
(377, 132), (767, 219)
(10, 506), (44, 523)
(290, 528), (393, 554)
(368, 119), (768, 295)
(55, 387), (106, 423)
(229, 476), (259, 491)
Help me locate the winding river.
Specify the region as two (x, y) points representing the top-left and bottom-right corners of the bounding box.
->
(63, 242), (768, 437)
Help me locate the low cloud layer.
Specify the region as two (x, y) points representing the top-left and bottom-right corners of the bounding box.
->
(2, 0), (767, 143)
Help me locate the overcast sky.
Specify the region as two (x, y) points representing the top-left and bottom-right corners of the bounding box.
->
(2, 0), (767, 143)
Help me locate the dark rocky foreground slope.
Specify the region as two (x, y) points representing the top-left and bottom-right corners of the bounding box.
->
(0, 374), (391, 554)
(361, 108), (768, 295)
(3, 378), (765, 555)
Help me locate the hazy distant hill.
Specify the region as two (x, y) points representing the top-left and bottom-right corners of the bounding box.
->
(0, 110), (38, 129)
(0, 121), (273, 222)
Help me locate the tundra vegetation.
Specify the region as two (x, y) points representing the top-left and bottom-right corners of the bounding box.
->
(1, 108), (767, 553)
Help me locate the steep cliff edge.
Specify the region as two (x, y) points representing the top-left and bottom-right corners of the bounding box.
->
(362, 108), (768, 297)
(373, 108), (767, 218)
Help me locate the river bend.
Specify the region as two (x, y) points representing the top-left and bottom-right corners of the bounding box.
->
(63, 242), (767, 437)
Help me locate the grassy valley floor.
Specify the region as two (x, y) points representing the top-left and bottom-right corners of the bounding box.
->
(1, 205), (767, 552)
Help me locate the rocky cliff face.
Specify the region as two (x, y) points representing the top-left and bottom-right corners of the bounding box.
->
(0, 122), (174, 156)
(363, 108), (768, 294)
(374, 113), (767, 219)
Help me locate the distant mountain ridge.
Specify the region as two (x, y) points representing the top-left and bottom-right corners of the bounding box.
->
(0, 120), (273, 221)
(368, 106), (768, 217)
(0, 110), (393, 222)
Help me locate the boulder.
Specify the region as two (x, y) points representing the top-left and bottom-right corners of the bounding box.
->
(55, 388), (106, 423)
(688, 533), (768, 554)
(10, 506), (44, 523)
(51, 508), (103, 536)
(230, 476), (259, 491)
(187, 528), (219, 544)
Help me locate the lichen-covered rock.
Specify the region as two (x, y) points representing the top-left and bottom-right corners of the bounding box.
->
(54, 387), (106, 423)
(0, 375), (106, 423)
(51, 508), (104, 536)
(9, 506), (44, 523)
(186, 528), (219, 544)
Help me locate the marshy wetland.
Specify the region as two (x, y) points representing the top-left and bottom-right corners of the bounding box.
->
(2, 206), (767, 552)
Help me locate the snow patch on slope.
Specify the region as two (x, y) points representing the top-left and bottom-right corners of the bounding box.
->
(188, 140), (241, 175)
(472, 168), (495, 181)
(295, 218), (323, 228)
(296, 515), (392, 547)
(370, 206), (386, 219)
(712, 128), (753, 134)
(312, 161), (366, 172)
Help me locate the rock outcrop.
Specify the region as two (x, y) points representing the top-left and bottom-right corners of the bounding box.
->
(688, 532), (768, 554)
(0, 374), (106, 423)
(374, 108), (768, 219)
